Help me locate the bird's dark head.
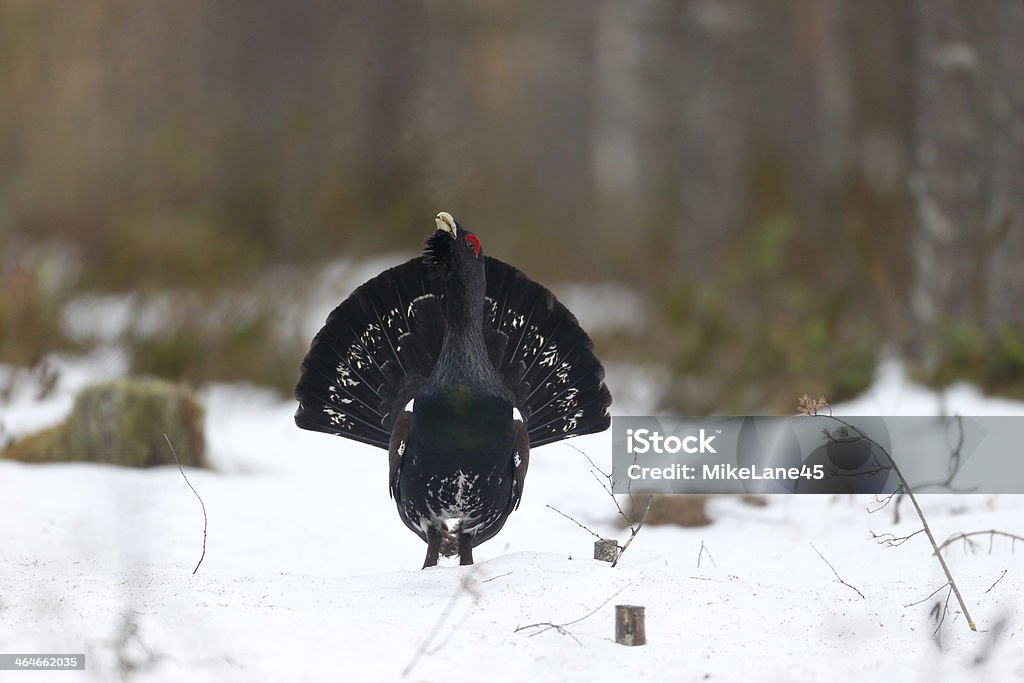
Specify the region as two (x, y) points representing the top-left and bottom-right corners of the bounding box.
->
(423, 211), (483, 281)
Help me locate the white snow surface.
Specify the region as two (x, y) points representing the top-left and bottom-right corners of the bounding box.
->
(2, 359), (1023, 682)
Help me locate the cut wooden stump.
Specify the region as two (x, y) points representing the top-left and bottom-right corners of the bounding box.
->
(615, 604), (646, 646)
(594, 538), (619, 563)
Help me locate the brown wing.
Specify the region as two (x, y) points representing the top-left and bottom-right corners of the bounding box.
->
(512, 418), (530, 510)
(388, 410), (412, 500)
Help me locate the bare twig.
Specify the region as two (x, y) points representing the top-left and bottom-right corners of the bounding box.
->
(904, 583), (950, 608)
(935, 530), (1024, 555)
(697, 540), (717, 569)
(515, 583), (632, 644)
(931, 585), (955, 638)
(546, 505), (603, 540)
(879, 416), (977, 524)
(481, 571), (513, 584)
(891, 492), (905, 524)
(560, 442), (652, 567)
(812, 414), (977, 631)
(563, 441), (610, 480)
(516, 620), (582, 645)
(565, 439), (635, 530)
(867, 487), (903, 515)
(906, 415), (977, 494)
(948, 415), (964, 482)
(611, 495), (652, 568)
(164, 434), (207, 575)
(984, 570), (1008, 594)
(870, 528), (927, 547)
(810, 542), (865, 599)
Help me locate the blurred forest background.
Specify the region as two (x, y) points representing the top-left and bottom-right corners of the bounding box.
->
(1, 0), (1022, 413)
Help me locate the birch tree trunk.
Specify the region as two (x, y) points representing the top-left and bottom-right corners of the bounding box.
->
(590, 0), (677, 269)
(675, 0), (756, 281)
(911, 0), (1024, 349)
(984, 0), (1024, 332)
(911, 0), (984, 337)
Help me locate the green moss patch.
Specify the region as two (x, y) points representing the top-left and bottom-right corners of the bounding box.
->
(3, 377), (207, 468)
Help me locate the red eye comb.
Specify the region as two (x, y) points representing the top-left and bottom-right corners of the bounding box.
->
(464, 234), (481, 257)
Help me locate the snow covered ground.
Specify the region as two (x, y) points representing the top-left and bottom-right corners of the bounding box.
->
(2, 355), (1023, 682)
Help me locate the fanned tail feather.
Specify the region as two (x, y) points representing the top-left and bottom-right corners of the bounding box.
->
(295, 258), (442, 449)
(295, 253), (611, 451)
(483, 258), (612, 448)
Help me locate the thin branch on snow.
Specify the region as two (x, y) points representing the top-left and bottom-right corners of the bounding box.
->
(546, 504), (603, 540)
(877, 416), (978, 524)
(568, 441), (635, 529)
(164, 433), (207, 574)
(897, 415), (977, 497)
(904, 582), (959, 638)
(867, 487), (904, 515)
(517, 620), (583, 646)
(559, 442), (653, 567)
(611, 495), (652, 568)
(514, 583), (632, 645)
(810, 542), (865, 599)
(984, 569), (1008, 594)
(697, 540), (717, 569)
(567, 442), (611, 480)
(481, 571), (514, 584)
(807, 412), (978, 631)
(930, 585), (955, 638)
(870, 528), (927, 547)
(935, 530), (1024, 555)
(903, 582), (951, 608)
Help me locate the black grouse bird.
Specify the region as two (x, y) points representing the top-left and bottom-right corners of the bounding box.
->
(294, 212), (612, 568)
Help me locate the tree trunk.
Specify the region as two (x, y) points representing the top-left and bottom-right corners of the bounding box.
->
(590, 0), (677, 272)
(984, 0), (1024, 332)
(911, 0), (1024, 361)
(674, 0), (756, 281)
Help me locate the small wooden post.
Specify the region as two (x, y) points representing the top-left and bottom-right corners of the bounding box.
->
(615, 605), (646, 646)
(594, 538), (619, 563)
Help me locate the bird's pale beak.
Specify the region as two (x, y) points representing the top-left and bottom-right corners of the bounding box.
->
(435, 211), (457, 238)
